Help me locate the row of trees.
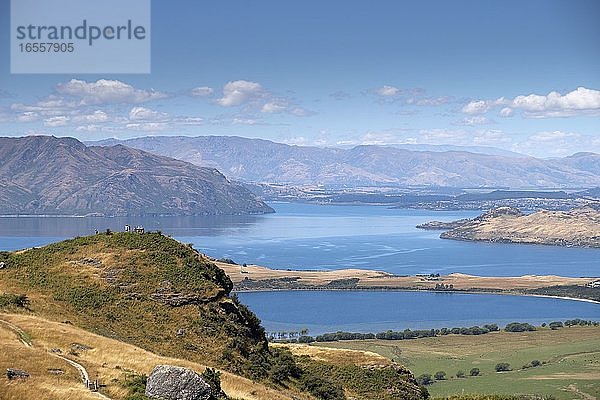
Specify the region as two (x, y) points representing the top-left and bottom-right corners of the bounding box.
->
(417, 368), (481, 386)
(267, 319), (599, 344)
(417, 359), (548, 387)
(312, 324), (499, 343)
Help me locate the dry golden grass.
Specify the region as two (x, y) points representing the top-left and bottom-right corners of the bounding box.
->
(0, 322), (99, 400)
(456, 207), (600, 246)
(0, 313), (307, 400)
(217, 262), (595, 291)
(276, 343), (391, 367)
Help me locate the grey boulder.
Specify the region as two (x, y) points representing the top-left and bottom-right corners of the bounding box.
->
(145, 365), (212, 400)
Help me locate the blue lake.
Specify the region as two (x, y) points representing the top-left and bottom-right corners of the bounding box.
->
(1, 202), (598, 331)
(2, 202), (598, 277)
(237, 290), (600, 336)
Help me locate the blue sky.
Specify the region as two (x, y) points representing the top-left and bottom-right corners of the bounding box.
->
(1, 0), (599, 157)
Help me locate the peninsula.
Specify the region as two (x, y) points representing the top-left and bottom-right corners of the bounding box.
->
(419, 206), (600, 248)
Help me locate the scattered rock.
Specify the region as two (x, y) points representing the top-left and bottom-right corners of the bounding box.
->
(416, 219), (471, 230)
(80, 258), (102, 267)
(50, 348), (62, 354)
(176, 328), (187, 337)
(47, 368), (64, 375)
(6, 368), (29, 379)
(70, 342), (92, 351)
(0, 262), (6, 269)
(151, 291), (224, 307)
(145, 365), (212, 400)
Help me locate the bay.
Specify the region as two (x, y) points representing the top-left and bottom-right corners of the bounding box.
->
(237, 290), (600, 336)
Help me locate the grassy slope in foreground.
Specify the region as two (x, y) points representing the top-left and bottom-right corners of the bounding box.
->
(0, 233), (426, 400)
(309, 326), (600, 400)
(438, 207), (600, 248)
(0, 313), (290, 400)
(0, 232), (271, 376)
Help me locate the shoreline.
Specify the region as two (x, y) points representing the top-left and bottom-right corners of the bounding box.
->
(216, 261), (599, 304)
(232, 287), (600, 305)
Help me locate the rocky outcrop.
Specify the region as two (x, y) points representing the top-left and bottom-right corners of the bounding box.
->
(6, 368), (29, 379)
(145, 365), (212, 400)
(416, 218), (471, 230)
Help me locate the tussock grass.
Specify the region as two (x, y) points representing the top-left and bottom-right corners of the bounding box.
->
(0, 313), (305, 400)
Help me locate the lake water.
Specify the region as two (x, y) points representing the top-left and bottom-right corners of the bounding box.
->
(237, 290), (599, 335)
(2, 202), (598, 277)
(1, 202), (598, 331)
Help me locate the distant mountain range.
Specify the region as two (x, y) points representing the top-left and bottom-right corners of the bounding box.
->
(90, 136), (600, 188)
(0, 136), (273, 216)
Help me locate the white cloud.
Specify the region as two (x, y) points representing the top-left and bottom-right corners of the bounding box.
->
(411, 96), (450, 106)
(43, 116), (70, 127)
(128, 106), (169, 121)
(11, 95), (77, 113)
(375, 85), (400, 97)
(528, 130), (580, 143)
(72, 110), (109, 123)
(261, 100), (287, 113)
(472, 129), (511, 145)
(16, 112), (39, 122)
(56, 79), (167, 105)
(233, 118), (259, 125)
(420, 128), (468, 144)
(216, 80), (265, 107)
(455, 116), (491, 126)
(499, 107), (514, 117)
(513, 130), (596, 157)
(125, 122), (168, 131)
(190, 86), (214, 96)
(179, 117), (204, 125)
(512, 87), (600, 117)
(360, 131), (402, 145)
(75, 124), (103, 132)
(290, 107), (315, 117)
(461, 100), (491, 115)
(463, 87), (600, 118)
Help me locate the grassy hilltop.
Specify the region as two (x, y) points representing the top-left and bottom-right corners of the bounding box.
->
(0, 232), (425, 400)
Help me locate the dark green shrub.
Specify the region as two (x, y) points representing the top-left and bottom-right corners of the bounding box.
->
(417, 373), (434, 385)
(122, 374), (148, 400)
(201, 368), (227, 399)
(300, 374), (346, 400)
(495, 363), (511, 372)
(0, 293), (29, 308)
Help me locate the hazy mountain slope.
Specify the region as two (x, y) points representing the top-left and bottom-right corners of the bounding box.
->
(0, 136), (273, 216)
(91, 136), (600, 188)
(557, 152), (600, 174)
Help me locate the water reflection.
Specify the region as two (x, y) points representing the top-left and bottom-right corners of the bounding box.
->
(0, 213), (265, 238)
